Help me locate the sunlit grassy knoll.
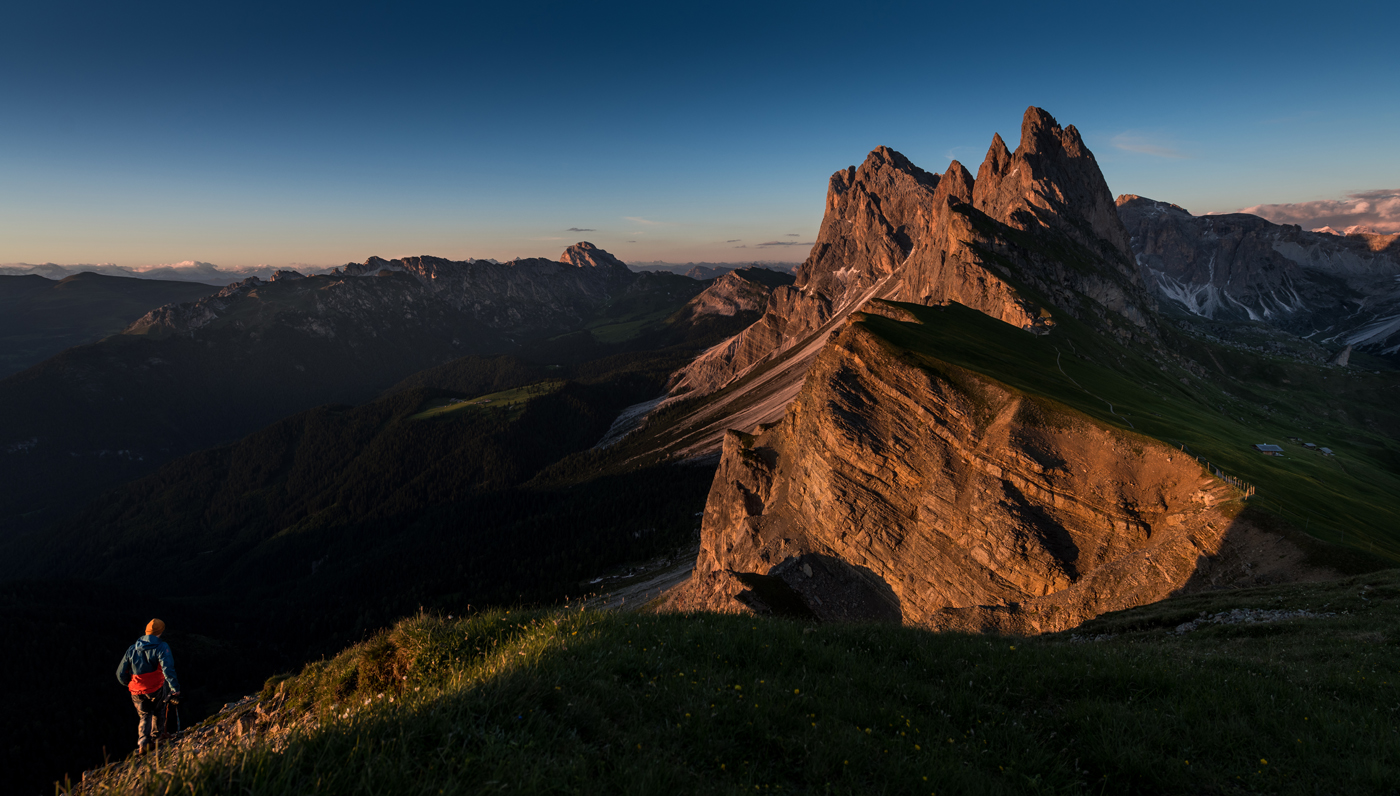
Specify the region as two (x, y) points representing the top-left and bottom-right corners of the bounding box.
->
(409, 381), (566, 421)
(88, 570), (1400, 795)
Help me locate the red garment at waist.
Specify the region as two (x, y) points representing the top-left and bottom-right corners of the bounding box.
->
(129, 669), (165, 694)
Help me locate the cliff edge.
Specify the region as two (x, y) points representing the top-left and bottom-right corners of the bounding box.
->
(664, 306), (1334, 632)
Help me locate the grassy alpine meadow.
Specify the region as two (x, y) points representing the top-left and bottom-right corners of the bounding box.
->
(80, 571), (1400, 795)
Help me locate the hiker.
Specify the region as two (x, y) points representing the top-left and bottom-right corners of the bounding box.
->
(115, 618), (182, 754)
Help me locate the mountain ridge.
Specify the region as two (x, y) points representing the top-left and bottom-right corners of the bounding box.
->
(0, 244), (713, 538)
(1118, 195), (1400, 357)
(655, 109), (1398, 631)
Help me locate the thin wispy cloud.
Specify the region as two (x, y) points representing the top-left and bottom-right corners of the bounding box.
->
(623, 216), (664, 226)
(566, 227), (595, 232)
(757, 240), (814, 247)
(784, 233), (799, 237)
(726, 239), (742, 243)
(1239, 189), (1400, 234)
(1110, 132), (1189, 159)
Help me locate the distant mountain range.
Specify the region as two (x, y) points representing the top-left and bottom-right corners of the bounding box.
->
(0, 260), (342, 285)
(0, 243), (746, 538)
(1119, 196), (1400, 356)
(0, 258), (801, 285)
(0, 272), (215, 377)
(628, 261), (799, 278)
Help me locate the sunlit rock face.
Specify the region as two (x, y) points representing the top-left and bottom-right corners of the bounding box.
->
(1119, 196), (1400, 356)
(669, 106), (1155, 403)
(665, 314), (1330, 633)
(672, 269), (794, 322)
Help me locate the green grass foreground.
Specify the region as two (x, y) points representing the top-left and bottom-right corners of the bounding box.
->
(89, 573), (1400, 795)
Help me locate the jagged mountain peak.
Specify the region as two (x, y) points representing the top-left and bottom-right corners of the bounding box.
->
(976, 132), (1013, 184)
(974, 106), (1132, 259)
(794, 146), (943, 297)
(850, 145), (940, 189)
(666, 108), (1158, 414)
(1018, 105), (1087, 159)
(934, 159), (975, 205)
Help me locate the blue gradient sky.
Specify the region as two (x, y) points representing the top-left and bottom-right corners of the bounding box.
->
(3, 0), (1397, 268)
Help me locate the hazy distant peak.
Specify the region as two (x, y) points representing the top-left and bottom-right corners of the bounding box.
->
(1313, 224), (1392, 237)
(1116, 194), (1193, 219)
(0, 260), (337, 285)
(559, 242), (628, 271)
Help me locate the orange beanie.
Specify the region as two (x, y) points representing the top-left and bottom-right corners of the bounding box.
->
(146, 618), (165, 636)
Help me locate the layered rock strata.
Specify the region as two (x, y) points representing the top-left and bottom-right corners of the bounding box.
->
(664, 311), (1329, 633)
(669, 107), (1154, 405)
(652, 108), (1157, 462)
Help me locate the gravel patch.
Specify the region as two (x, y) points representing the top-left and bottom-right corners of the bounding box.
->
(1174, 607), (1335, 634)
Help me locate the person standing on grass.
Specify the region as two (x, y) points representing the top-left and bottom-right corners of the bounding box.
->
(115, 618), (182, 755)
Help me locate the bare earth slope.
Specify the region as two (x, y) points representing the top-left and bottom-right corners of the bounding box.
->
(665, 308), (1334, 632)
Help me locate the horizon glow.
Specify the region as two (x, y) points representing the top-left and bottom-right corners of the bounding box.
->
(2, 1), (1397, 269)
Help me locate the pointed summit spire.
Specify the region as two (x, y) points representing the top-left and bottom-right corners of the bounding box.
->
(935, 160), (975, 206)
(972, 106), (1132, 259)
(976, 133), (1012, 187)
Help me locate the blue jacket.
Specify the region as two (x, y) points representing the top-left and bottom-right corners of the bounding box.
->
(116, 635), (180, 694)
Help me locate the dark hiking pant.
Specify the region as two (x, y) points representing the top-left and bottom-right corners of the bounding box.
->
(131, 689), (168, 750)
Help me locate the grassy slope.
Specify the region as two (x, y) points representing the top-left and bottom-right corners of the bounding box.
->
(89, 571), (1400, 795)
(861, 301), (1400, 562)
(3, 348), (722, 793)
(409, 381), (567, 421)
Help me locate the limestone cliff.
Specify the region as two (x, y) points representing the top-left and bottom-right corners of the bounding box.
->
(665, 309), (1330, 633)
(668, 107), (1154, 407)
